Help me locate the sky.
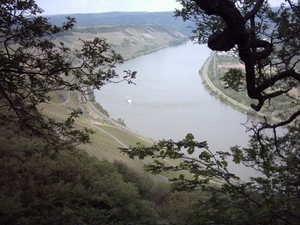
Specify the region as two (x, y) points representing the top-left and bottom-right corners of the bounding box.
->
(36, 0), (285, 15)
(36, 0), (181, 15)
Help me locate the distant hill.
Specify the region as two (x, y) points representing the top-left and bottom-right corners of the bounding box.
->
(46, 11), (194, 36)
(54, 24), (188, 60)
(46, 7), (282, 37)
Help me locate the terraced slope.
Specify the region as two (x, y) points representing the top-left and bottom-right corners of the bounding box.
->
(56, 24), (188, 59)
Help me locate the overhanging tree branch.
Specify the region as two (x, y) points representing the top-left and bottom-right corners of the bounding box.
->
(192, 0), (300, 115)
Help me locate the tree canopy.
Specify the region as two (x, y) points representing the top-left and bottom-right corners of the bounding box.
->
(123, 1), (300, 224)
(177, 0), (300, 118)
(0, 0), (136, 148)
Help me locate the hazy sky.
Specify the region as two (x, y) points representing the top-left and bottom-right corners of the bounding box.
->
(37, 0), (181, 15)
(36, 0), (285, 15)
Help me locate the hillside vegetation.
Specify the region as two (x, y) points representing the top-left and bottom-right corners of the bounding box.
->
(0, 122), (207, 224)
(56, 24), (187, 60)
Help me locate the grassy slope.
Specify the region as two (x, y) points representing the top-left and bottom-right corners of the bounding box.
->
(43, 96), (166, 182)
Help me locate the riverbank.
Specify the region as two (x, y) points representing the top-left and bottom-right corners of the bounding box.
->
(199, 52), (266, 119)
(123, 39), (188, 61)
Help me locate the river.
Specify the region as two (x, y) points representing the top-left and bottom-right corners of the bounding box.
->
(95, 41), (255, 179)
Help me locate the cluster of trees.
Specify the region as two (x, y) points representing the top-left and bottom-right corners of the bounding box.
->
(1, 0), (300, 224)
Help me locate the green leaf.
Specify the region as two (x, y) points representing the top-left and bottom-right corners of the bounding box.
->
(233, 154), (241, 164)
(199, 151), (211, 161)
(221, 160), (228, 167)
(187, 146), (195, 154)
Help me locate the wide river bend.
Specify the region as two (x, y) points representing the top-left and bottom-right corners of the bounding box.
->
(95, 41), (255, 179)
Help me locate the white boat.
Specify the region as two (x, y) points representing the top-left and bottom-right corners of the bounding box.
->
(126, 97), (132, 104)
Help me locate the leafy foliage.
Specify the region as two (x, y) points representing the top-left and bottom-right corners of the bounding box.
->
(221, 68), (246, 91)
(0, 0), (136, 148)
(122, 129), (300, 224)
(176, 0), (300, 120)
(113, 161), (153, 198)
(156, 190), (207, 224)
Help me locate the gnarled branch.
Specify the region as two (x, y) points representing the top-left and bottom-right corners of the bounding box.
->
(192, 0), (299, 115)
